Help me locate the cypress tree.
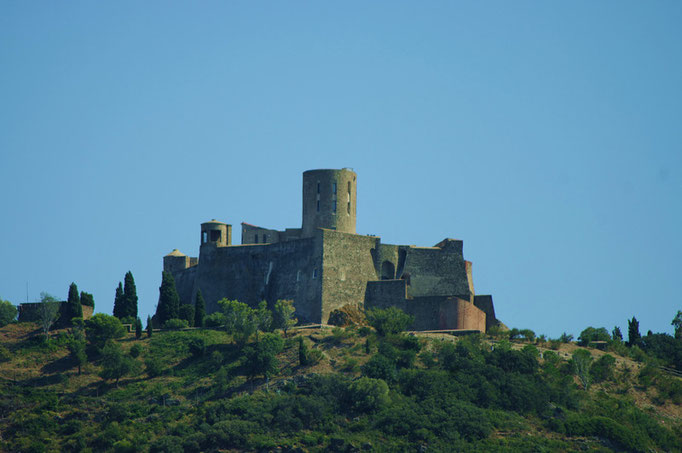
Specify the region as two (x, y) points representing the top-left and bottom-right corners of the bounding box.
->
(135, 317), (143, 339)
(156, 271), (180, 325)
(113, 282), (124, 319)
(67, 282), (83, 321)
(123, 271), (138, 319)
(195, 290), (206, 328)
(627, 317), (641, 347)
(146, 315), (153, 337)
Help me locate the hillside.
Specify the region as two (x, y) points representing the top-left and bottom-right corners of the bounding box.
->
(0, 321), (681, 452)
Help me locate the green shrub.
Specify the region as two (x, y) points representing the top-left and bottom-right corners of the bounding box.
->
(145, 356), (165, 377)
(204, 312), (226, 327)
(589, 354), (615, 383)
(86, 313), (126, 350)
(348, 377), (390, 413)
(163, 318), (189, 330)
(129, 344), (142, 358)
(577, 327), (611, 346)
(188, 337), (206, 357)
(365, 307), (413, 337)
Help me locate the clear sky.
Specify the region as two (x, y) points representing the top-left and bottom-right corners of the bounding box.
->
(1, 2), (680, 338)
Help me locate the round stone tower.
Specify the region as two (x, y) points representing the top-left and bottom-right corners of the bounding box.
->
(302, 168), (357, 237)
(200, 220), (231, 247)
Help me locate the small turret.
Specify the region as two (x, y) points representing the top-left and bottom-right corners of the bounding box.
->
(200, 220), (231, 247)
(164, 249), (189, 273)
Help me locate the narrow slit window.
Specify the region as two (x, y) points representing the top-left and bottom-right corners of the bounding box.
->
(333, 200), (337, 213)
(316, 200), (320, 212)
(333, 182), (337, 194)
(317, 182), (320, 194)
(254, 234), (258, 244)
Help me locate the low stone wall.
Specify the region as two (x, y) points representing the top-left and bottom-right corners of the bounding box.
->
(18, 303), (94, 326)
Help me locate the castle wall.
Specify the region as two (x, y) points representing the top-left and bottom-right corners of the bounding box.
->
(173, 265), (197, 308)
(399, 240), (471, 300)
(365, 279), (486, 332)
(186, 235), (324, 323)
(18, 303), (93, 326)
(473, 295), (497, 331)
(319, 229), (379, 323)
(241, 223), (282, 245)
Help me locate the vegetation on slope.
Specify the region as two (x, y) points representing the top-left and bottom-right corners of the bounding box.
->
(0, 307), (681, 452)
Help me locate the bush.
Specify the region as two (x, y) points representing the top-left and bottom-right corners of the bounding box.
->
(348, 377), (390, 413)
(178, 304), (195, 327)
(0, 299), (17, 327)
(590, 354), (616, 383)
(129, 344), (143, 358)
(362, 354), (397, 383)
(188, 337), (206, 357)
(86, 314), (126, 351)
(365, 307), (413, 336)
(205, 312), (226, 327)
(163, 318), (189, 330)
(145, 356), (165, 377)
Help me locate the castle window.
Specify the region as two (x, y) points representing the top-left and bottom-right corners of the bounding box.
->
(317, 200), (320, 212)
(210, 230), (221, 242)
(202, 231), (207, 244)
(347, 182), (351, 214)
(263, 234), (267, 243)
(254, 234), (258, 244)
(333, 200), (337, 213)
(312, 268), (318, 278)
(317, 181), (320, 194)
(333, 182), (337, 194)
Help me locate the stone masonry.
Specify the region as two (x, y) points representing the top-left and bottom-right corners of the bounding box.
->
(163, 169), (497, 332)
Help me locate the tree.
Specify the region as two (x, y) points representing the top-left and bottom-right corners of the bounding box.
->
(273, 299), (297, 337)
(146, 315), (153, 338)
(243, 332), (284, 382)
(577, 327), (611, 346)
(366, 307), (414, 336)
(672, 311), (682, 340)
(113, 282), (125, 319)
(99, 342), (136, 386)
(66, 282), (83, 322)
(571, 349), (593, 390)
(628, 317), (641, 346)
(134, 317), (143, 339)
(85, 313), (125, 351)
(612, 326), (623, 342)
(178, 304), (195, 327)
(38, 292), (60, 338)
(0, 299), (17, 327)
(68, 328), (87, 375)
(80, 291), (95, 307)
(219, 299), (259, 347)
(123, 271), (138, 320)
(194, 290), (206, 328)
(155, 271), (180, 326)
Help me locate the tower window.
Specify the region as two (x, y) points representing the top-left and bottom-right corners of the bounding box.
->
(333, 182), (337, 194)
(333, 200), (337, 213)
(347, 182), (351, 214)
(263, 234), (267, 243)
(254, 234), (258, 244)
(312, 268), (318, 278)
(210, 230), (221, 242)
(317, 200), (320, 212)
(317, 182), (320, 194)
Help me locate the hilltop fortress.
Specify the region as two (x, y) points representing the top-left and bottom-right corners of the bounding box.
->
(164, 168), (498, 332)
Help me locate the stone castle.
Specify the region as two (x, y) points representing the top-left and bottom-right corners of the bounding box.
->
(164, 168), (498, 332)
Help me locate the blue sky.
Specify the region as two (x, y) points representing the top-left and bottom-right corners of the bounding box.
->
(1, 2), (680, 338)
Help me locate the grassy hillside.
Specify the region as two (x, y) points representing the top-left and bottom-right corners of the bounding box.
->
(0, 321), (681, 452)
